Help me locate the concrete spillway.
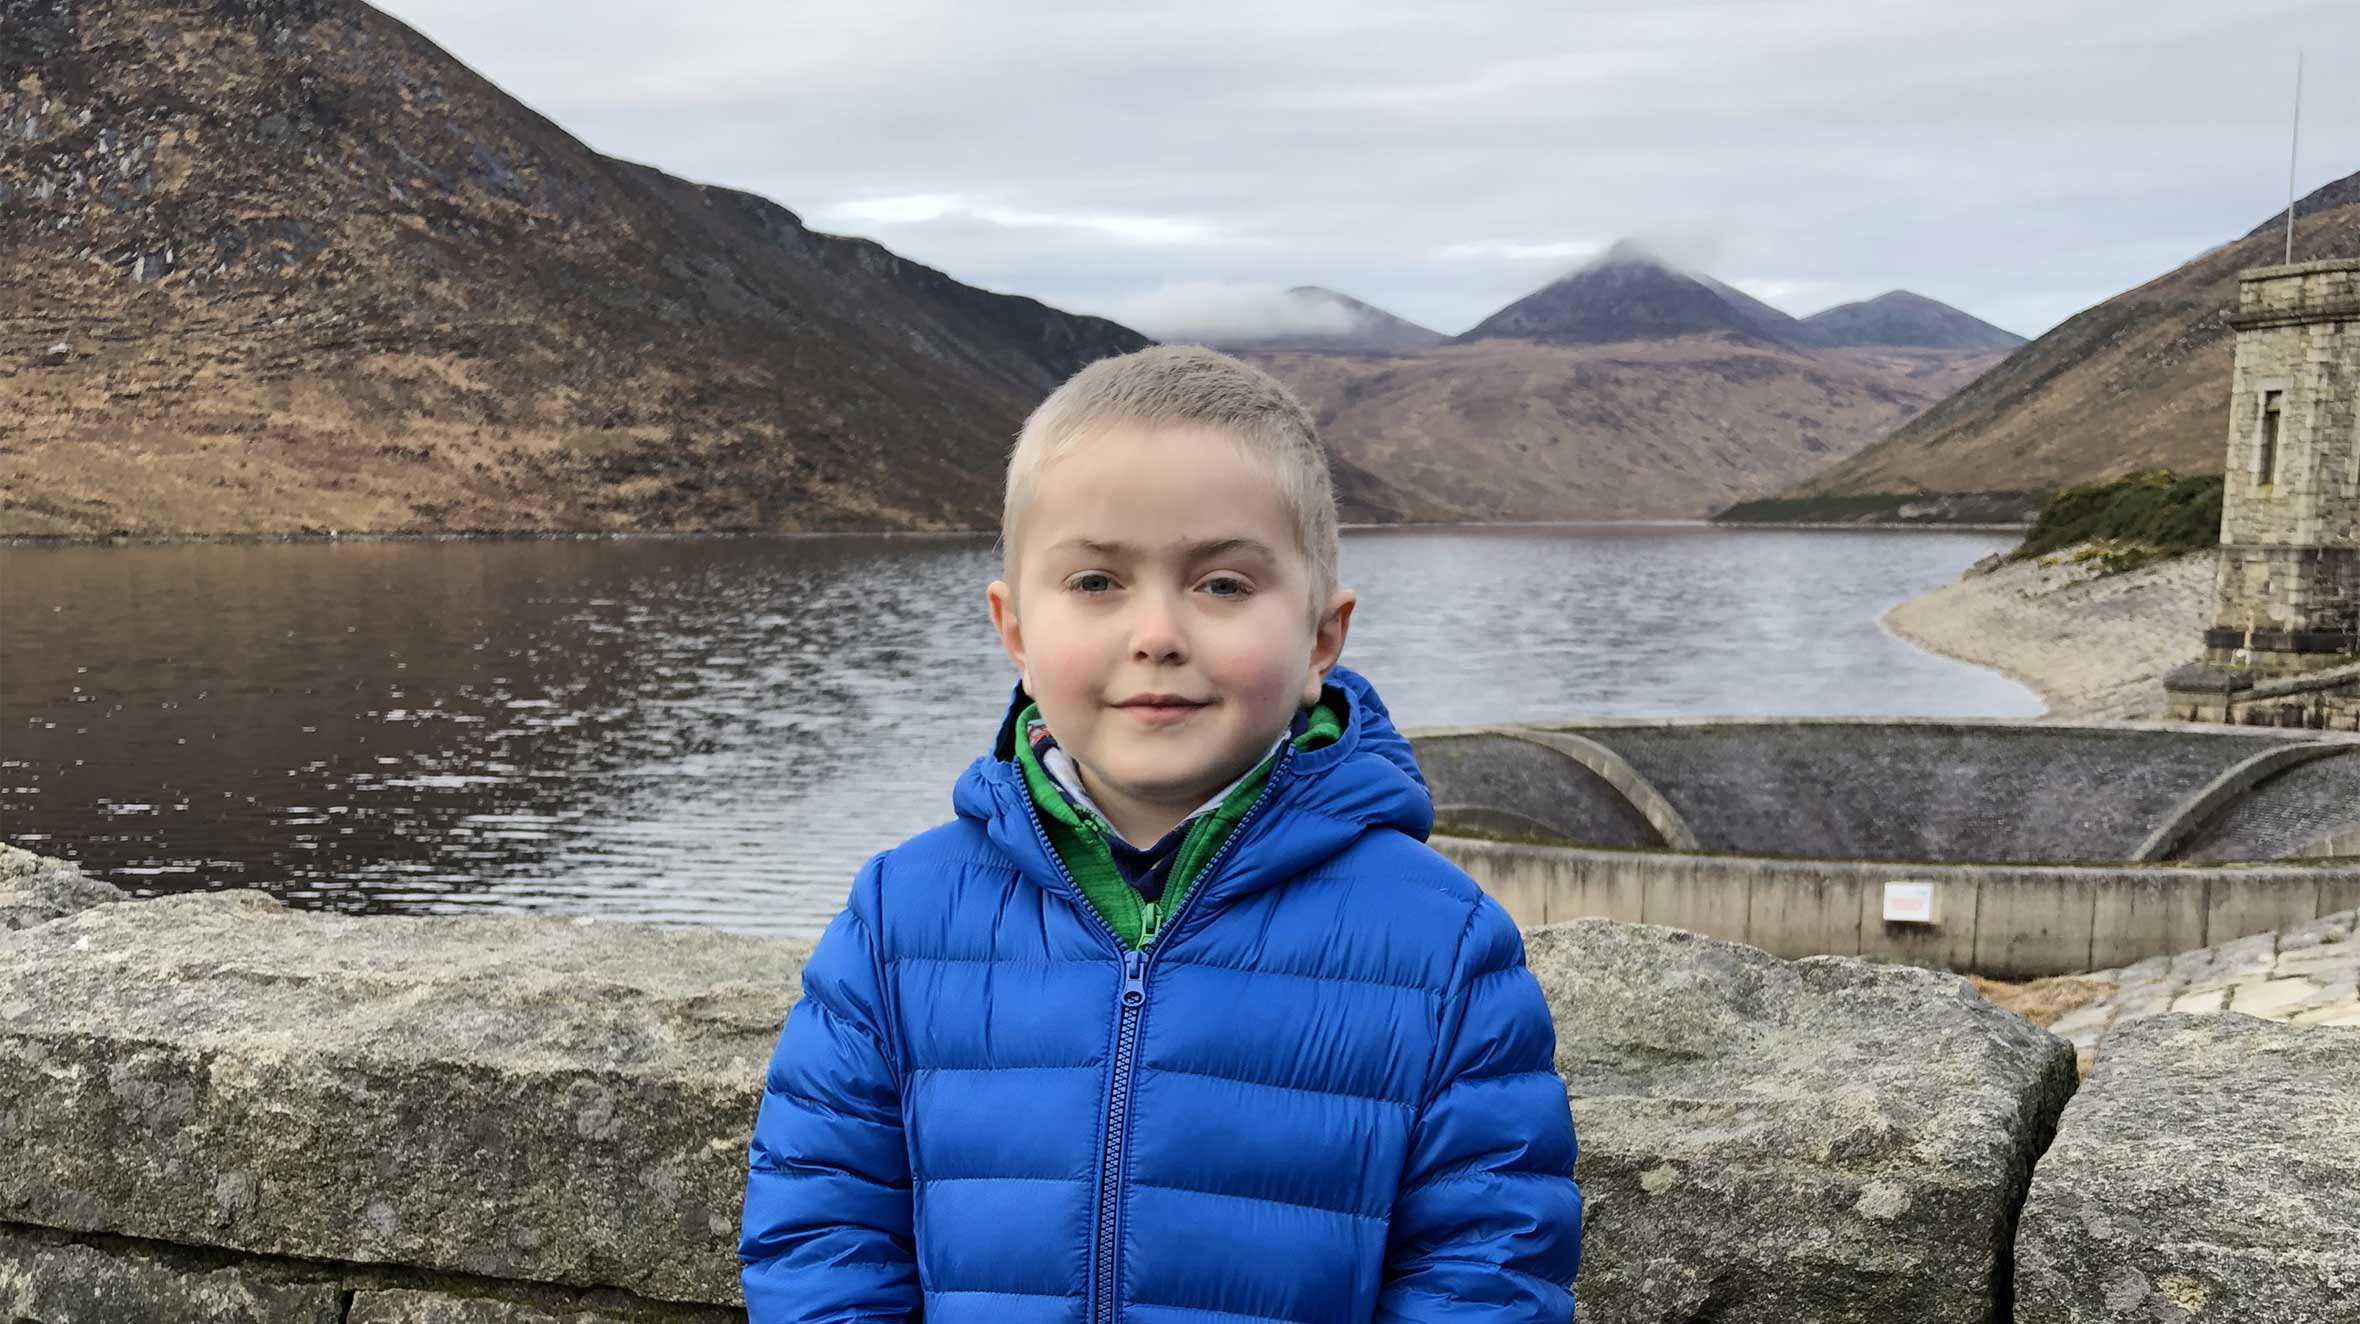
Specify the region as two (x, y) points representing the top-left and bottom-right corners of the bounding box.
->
(1409, 718), (2360, 977)
(1412, 718), (2360, 865)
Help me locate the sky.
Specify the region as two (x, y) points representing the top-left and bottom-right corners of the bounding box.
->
(372, 0), (2359, 341)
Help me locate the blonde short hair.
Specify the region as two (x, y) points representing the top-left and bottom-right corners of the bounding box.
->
(1001, 346), (1340, 618)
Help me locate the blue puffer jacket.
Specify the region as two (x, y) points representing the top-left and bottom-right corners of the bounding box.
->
(740, 667), (1581, 1323)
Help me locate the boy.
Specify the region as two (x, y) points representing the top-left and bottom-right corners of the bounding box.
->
(739, 346), (1581, 1322)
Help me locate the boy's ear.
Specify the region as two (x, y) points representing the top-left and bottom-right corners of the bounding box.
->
(986, 580), (1030, 693)
(1301, 588), (1356, 706)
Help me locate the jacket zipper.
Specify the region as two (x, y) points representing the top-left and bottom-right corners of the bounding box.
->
(1099, 946), (1148, 1324)
(1017, 749), (1295, 1324)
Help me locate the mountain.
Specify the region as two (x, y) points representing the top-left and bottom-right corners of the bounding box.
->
(1734, 171), (2360, 522)
(1197, 287), (1447, 354)
(1249, 338), (2003, 523)
(1236, 240), (2010, 522)
(0, 0), (1148, 537)
(1455, 241), (1824, 350)
(1802, 291), (2027, 351)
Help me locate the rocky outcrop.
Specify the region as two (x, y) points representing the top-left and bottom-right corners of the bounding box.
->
(2015, 1013), (2360, 1322)
(1528, 919), (2078, 1324)
(0, 887), (802, 1310)
(0, 840), (125, 929)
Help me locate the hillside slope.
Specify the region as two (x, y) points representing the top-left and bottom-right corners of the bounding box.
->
(0, 0), (1149, 537)
(1248, 338), (2002, 521)
(1244, 242), (2009, 521)
(1751, 173), (2360, 519)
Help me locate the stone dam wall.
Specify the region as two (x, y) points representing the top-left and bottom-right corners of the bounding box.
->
(4, 846), (2356, 1323)
(1414, 719), (2360, 865)
(1413, 720), (2360, 978)
(1435, 835), (2360, 982)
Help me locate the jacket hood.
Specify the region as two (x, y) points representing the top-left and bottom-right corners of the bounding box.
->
(952, 666), (1432, 937)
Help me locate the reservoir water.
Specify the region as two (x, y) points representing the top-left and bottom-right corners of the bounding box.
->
(2, 525), (2037, 937)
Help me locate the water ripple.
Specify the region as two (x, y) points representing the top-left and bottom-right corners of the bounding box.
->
(0, 526), (2033, 937)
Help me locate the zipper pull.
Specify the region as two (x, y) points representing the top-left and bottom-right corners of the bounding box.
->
(1121, 948), (1146, 1007)
(1139, 900), (1160, 942)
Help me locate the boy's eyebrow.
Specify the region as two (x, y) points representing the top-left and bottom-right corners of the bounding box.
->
(1047, 536), (1281, 561)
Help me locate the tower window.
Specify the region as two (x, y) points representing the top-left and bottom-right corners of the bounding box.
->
(2257, 390), (2283, 486)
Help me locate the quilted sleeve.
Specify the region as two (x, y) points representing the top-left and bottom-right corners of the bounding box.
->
(738, 857), (920, 1323)
(1376, 894), (1582, 1322)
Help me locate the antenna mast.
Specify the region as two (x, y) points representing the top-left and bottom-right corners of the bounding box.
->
(2284, 48), (2304, 264)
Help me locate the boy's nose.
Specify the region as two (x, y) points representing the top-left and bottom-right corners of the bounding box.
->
(1128, 595), (1188, 663)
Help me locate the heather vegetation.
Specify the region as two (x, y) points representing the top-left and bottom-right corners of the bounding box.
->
(2010, 469), (2224, 572)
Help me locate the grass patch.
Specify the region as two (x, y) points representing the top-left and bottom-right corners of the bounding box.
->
(1968, 974), (2114, 1029)
(2009, 469), (2223, 573)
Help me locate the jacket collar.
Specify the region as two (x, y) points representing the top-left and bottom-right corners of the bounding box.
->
(952, 666), (1432, 935)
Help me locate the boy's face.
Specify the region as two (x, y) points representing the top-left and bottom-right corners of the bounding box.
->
(987, 421), (1353, 841)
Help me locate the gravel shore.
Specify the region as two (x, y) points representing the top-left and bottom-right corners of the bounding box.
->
(1883, 549), (2213, 721)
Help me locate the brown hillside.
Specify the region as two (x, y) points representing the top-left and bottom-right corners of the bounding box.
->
(0, 0), (1149, 538)
(1249, 338), (2004, 522)
(1767, 173), (2360, 511)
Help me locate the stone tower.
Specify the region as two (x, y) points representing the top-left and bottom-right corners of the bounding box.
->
(2168, 257), (2360, 727)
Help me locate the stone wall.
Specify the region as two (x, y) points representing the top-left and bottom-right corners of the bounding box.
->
(2163, 658), (2360, 731)
(0, 847), (782, 1323)
(5, 845), (2355, 1323)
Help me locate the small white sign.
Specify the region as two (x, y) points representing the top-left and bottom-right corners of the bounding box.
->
(1883, 881), (1938, 925)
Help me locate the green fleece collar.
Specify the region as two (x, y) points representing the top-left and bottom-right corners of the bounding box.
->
(1015, 694), (1345, 949)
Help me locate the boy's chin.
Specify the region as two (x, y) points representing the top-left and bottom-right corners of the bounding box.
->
(1100, 751), (1264, 803)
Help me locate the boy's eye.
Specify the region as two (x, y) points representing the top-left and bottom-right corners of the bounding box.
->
(1199, 575), (1254, 599)
(1067, 572), (1118, 594)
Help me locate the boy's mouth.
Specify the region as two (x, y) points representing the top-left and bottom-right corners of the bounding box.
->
(1113, 693), (1211, 726)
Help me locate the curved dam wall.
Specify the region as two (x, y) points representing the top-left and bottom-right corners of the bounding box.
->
(1434, 836), (2360, 980)
(1412, 719), (2360, 978)
(1414, 718), (2360, 865)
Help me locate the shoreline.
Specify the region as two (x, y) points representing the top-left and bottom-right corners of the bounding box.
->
(1712, 519), (2032, 533)
(1881, 549), (2213, 721)
(0, 526), (999, 549)
(1, 516), (2030, 549)
(1876, 597), (2057, 717)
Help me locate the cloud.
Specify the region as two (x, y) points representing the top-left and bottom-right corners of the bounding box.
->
(1614, 228), (1728, 279)
(818, 194), (1217, 246)
(373, 0), (2360, 339)
(1439, 239), (1606, 263)
(1092, 283), (1363, 342)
